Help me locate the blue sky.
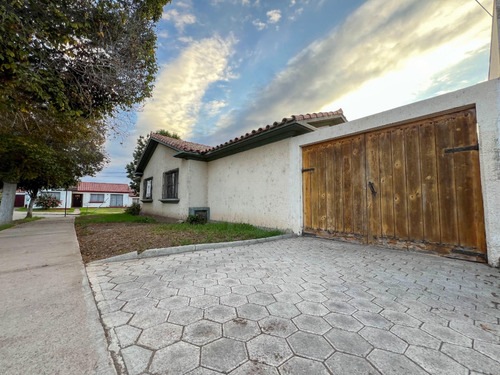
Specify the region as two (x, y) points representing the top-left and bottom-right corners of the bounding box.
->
(86, 0), (494, 184)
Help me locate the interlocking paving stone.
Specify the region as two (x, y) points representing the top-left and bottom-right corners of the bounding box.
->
(114, 325), (142, 348)
(121, 345), (152, 375)
(237, 303), (269, 320)
(229, 361), (278, 375)
(359, 327), (408, 353)
(324, 328), (373, 356)
(324, 312), (363, 332)
(296, 301), (329, 316)
(220, 294), (248, 307)
(325, 352), (381, 375)
(441, 343), (500, 374)
(138, 322), (182, 349)
(279, 357), (330, 374)
(150, 341), (200, 374)
(158, 295), (190, 310)
(405, 346), (468, 375)
(129, 308), (168, 329)
(88, 238), (500, 375)
(168, 306), (204, 325)
(390, 325), (441, 349)
(287, 331), (334, 360)
(205, 305), (237, 323)
(183, 320), (222, 345)
(292, 314), (331, 335)
(223, 318), (260, 341)
(247, 334), (293, 366)
(368, 349), (428, 375)
(201, 338), (247, 373)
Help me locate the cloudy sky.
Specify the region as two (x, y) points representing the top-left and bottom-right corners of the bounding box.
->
(87, 0), (494, 184)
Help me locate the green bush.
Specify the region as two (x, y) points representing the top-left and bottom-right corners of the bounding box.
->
(35, 195), (61, 209)
(125, 202), (141, 216)
(186, 214), (207, 225)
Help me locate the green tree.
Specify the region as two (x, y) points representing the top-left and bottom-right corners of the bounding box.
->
(0, 0), (170, 225)
(126, 130), (180, 194)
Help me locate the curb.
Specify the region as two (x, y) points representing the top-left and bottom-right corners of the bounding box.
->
(89, 234), (296, 264)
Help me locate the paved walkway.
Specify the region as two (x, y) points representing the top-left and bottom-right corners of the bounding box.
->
(0, 216), (116, 374)
(87, 238), (500, 375)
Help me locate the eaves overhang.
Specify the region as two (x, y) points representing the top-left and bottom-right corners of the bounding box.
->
(135, 138), (182, 174)
(174, 122), (316, 161)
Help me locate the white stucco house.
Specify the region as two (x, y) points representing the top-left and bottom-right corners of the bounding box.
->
(136, 80), (500, 267)
(24, 182), (135, 209)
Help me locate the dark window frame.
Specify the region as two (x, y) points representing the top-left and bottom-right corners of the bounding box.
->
(162, 169), (179, 201)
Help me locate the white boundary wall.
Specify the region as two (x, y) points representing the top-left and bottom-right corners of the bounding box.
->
(290, 79), (500, 267)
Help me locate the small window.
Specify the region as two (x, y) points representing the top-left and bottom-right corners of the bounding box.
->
(143, 178), (153, 200)
(46, 192), (61, 200)
(163, 169), (179, 199)
(90, 193), (104, 202)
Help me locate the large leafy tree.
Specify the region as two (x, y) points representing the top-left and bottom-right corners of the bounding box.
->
(0, 0), (170, 224)
(126, 130), (180, 194)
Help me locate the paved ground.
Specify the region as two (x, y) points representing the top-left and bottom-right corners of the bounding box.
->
(87, 237), (500, 375)
(0, 216), (115, 375)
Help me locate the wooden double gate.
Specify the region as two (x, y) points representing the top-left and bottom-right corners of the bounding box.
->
(302, 108), (487, 262)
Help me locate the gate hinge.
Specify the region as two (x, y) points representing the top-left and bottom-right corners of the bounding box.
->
(444, 144), (479, 153)
(302, 168), (315, 173)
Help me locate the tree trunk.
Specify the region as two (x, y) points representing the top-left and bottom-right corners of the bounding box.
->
(0, 181), (17, 225)
(26, 189), (38, 219)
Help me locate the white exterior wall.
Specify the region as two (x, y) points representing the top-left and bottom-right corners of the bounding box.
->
(81, 192), (131, 208)
(289, 79), (500, 267)
(141, 145), (208, 219)
(207, 138), (293, 230)
(28, 190), (72, 208)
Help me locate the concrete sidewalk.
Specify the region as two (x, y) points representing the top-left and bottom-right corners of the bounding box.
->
(0, 216), (116, 374)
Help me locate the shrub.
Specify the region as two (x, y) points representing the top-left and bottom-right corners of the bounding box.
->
(186, 214), (207, 225)
(125, 202), (141, 216)
(35, 195), (61, 209)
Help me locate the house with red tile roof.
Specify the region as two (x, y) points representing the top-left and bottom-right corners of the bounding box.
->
(24, 182), (136, 209)
(134, 110), (346, 228)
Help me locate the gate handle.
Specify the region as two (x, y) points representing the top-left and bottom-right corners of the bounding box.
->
(368, 182), (377, 197)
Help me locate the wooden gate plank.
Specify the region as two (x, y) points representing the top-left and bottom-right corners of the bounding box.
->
(302, 147), (312, 230)
(326, 143), (336, 233)
(405, 125), (424, 242)
(366, 133), (381, 243)
(317, 145), (327, 230)
(333, 141), (344, 233)
(342, 139), (353, 234)
(352, 135), (366, 238)
(435, 118), (459, 246)
(420, 121), (441, 243)
(379, 130), (395, 239)
(453, 111), (484, 251)
(310, 148), (319, 230)
(391, 127), (408, 241)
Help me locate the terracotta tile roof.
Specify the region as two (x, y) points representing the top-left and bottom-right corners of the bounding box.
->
(77, 182), (132, 194)
(150, 133), (212, 153)
(149, 110), (344, 155)
(207, 110), (344, 154)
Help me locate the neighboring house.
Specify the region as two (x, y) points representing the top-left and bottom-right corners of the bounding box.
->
(14, 190), (27, 207)
(135, 80), (500, 267)
(71, 182), (134, 208)
(25, 182), (135, 209)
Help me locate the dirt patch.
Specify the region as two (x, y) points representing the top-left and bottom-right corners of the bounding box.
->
(76, 222), (256, 263)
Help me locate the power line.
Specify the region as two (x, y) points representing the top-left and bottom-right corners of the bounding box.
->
(475, 0), (493, 17)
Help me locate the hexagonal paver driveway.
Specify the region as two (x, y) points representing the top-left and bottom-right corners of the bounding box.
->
(87, 238), (500, 374)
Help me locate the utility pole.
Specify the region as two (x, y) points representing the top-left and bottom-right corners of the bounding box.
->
(489, 0), (500, 79)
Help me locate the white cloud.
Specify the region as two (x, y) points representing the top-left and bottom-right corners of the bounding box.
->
(267, 9), (282, 24)
(162, 9), (197, 32)
(135, 35), (237, 139)
(204, 100), (228, 117)
(252, 19), (266, 31)
(157, 31), (168, 38)
(205, 0), (492, 144)
(290, 0), (296, 6)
